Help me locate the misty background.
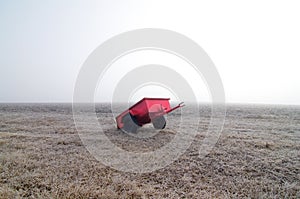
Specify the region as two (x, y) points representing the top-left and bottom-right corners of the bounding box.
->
(1, 0), (299, 105)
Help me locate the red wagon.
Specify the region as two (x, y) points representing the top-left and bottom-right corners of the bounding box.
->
(116, 98), (184, 133)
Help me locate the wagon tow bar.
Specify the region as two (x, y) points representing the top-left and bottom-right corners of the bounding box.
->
(166, 102), (185, 113)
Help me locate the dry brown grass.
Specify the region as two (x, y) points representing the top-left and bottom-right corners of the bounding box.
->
(0, 104), (299, 198)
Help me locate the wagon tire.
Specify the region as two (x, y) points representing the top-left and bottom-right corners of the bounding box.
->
(152, 116), (166, 129)
(122, 113), (139, 133)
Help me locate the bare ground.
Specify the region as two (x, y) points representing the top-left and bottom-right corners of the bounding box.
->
(0, 104), (299, 198)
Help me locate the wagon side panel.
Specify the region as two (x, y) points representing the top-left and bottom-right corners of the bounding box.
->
(129, 100), (151, 125)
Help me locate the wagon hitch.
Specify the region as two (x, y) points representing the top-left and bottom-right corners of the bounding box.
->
(166, 102), (185, 113)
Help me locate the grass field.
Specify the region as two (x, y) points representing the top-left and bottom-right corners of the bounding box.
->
(0, 104), (299, 198)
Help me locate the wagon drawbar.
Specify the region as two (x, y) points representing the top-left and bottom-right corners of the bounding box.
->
(116, 97), (184, 133)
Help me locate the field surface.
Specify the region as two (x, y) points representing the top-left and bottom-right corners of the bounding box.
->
(0, 104), (299, 198)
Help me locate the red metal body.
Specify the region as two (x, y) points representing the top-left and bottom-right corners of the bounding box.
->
(116, 97), (184, 129)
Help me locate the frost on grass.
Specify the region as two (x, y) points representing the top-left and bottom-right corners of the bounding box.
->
(0, 104), (299, 198)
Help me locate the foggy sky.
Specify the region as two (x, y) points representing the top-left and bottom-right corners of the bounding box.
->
(1, 0), (300, 105)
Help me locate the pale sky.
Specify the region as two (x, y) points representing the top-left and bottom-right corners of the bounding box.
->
(1, 0), (300, 104)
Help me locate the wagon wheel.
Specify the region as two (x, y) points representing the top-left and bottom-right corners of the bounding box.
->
(152, 116), (166, 129)
(122, 113), (139, 133)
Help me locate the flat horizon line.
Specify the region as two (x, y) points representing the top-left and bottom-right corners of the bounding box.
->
(0, 101), (300, 107)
